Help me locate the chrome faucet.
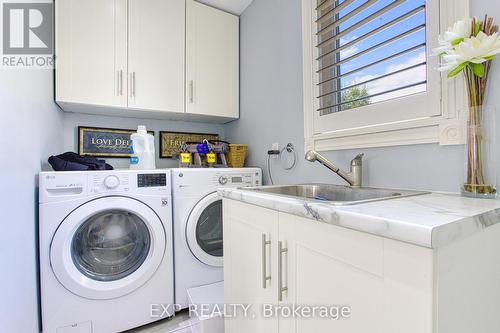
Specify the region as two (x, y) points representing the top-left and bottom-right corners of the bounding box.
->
(305, 150), (364, 187)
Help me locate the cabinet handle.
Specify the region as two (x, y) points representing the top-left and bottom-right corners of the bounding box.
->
(262, 234), (271, 289)
(133, 72), (136, 97)
(119, 70), (123, 96)
(130, 73), (133, 98)
(278, 241), (288, 302)
(130, 72), (136, 98)
(116, 71), (119, 96)
(189, 80), (194, 103)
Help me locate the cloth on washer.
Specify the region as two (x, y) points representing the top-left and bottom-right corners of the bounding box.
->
(48, 152), (114, 171)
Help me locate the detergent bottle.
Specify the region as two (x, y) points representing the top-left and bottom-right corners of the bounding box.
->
(130, 125), (156, 170)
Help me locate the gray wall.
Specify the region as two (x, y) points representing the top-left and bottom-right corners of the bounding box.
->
(226, 0), (499, 192)
(0, 70), (64, 332)
(63, 113), (225, 169)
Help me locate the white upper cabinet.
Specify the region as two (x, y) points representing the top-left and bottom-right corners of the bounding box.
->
(186, 0), (239, 119)
(56, 0), (127, 108)
(56, 0), (239, 122)
(128, 0), (185, 113)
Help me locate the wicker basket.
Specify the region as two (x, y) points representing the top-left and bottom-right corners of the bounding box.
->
(227, 144), (248, 168)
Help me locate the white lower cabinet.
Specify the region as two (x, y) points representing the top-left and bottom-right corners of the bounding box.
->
(223, 200), (279, 333)
(224, 199), (500, 333)
(278, 213), (433, 333)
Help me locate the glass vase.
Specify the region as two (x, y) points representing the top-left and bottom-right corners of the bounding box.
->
(462, 105), (497, 199)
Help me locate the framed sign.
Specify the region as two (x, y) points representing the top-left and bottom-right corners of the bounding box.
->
(160, 131), (219, 158)
(78, 126), (154, 158)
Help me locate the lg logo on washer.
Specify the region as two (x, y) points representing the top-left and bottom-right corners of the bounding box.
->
(2, 1), (54, 68)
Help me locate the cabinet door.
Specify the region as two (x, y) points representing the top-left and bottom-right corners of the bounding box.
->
(56, 0), (127, 107)
(278, 213), (433, 333)
(186, 0), (239, 119)
(223, 199), (278, 333)
(128, 0), (185, 112)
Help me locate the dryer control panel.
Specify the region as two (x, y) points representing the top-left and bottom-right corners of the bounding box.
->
(214, 172), (260, 187)
(172, 168), (262, 196)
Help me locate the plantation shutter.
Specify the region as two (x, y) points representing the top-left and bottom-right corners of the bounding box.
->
(315, 0), (428, 115)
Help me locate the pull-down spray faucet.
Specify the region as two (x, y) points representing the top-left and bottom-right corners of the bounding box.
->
(305, 150), (364, 187)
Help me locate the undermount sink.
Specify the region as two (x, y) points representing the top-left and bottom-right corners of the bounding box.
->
(245, 184), (429, 206)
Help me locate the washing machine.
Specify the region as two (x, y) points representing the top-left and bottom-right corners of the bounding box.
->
(172, 168), (261, 308)
(39, 170), (174, 333)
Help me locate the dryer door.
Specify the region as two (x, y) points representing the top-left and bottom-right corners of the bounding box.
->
(50, 196), (166, 300)
(186, 192), (223, 267)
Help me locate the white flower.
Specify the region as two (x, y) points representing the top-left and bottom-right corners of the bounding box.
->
(458, 31), (500, 62)
(438, 31), (500, 71)
(433, 19), (472, 55)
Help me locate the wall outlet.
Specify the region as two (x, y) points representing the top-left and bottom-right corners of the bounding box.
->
(267, 142), (281, 158)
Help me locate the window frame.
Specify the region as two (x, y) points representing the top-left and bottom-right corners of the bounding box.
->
(302, 0), (470, 152)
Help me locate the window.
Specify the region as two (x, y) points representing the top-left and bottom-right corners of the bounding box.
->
(302, 0), (469, 151)
(317, 0), (428, 115)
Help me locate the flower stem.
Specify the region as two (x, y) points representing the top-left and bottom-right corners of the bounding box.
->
(464, 64), (490, 191)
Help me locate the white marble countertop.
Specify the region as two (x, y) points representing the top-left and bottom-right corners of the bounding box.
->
(218, 186), (500, 248)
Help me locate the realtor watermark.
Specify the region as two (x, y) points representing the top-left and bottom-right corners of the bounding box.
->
(151, 303), (352, 321)
(1, 1), (54, 69)
(150, 304), (252, 319)
(150, 304), (184, 318)
(262, 304), (351, 320)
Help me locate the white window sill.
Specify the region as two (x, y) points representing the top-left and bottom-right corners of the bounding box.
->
(305, 116), (466, 152)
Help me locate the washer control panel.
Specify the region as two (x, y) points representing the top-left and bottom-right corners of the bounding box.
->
(91, 173), (130, 193)
(89, 172), (169, 194)
(104, 175), (120, 189)
(137, 173), (167, 188)
(40, 171), (172, 203)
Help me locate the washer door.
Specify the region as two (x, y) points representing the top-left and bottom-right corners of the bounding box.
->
(50, 196), (166, 300)
(186, 192), (223, 267)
